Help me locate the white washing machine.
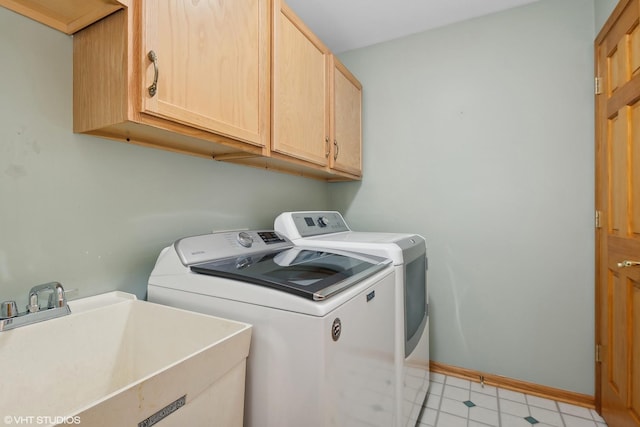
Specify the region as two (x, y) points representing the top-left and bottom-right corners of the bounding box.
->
(275, 212), (430, 427)
(148, 230), (398, 427)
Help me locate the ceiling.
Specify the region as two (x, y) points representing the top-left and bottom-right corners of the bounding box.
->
(285, 0), (540, 53)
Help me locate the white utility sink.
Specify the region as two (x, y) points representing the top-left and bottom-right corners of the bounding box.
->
(0, 292), (251, 426)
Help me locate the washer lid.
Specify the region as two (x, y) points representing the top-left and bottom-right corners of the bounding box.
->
(190, 247), (391, 301)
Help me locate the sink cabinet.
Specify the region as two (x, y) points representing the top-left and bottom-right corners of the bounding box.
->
(73, 0), (270, 158)
(0, 0), (124, 34)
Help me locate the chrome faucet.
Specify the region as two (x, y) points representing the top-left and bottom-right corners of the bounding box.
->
(27, 282), (68, 312)
(0, 282), (71, 331)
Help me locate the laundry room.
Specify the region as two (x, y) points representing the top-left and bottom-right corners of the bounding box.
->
(0, 0), (627, 426)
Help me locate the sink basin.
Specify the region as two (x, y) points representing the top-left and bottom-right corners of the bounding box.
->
(0, 292), (251, 426)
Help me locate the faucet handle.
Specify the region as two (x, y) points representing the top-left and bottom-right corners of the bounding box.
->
(48, 283), (67, 308)
(1, 301), (19, 319)
(27, 292), (39, 313)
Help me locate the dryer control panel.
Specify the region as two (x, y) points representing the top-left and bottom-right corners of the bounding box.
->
(286, 211), (350, 237)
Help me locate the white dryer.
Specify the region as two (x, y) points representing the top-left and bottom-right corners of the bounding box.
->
(148, 230), (398, 427)
(275, 212), (430, 427)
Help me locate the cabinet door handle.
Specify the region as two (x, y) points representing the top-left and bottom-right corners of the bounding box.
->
(148, 50), (159, 97)
(325, 137), (330, 158)
(333, 139), (339, 160)
(618, 260), (640, 268)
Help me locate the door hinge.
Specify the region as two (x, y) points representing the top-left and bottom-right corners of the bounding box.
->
(595, 77), (602, 95)
(595, 210), (602, 229)
(596, 344), (603, 363)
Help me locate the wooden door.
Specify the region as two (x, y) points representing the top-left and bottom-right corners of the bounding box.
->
(330, 55), (362, 177)
(596, 1), (640, 426)
(272, 0), (329, 166)
(141, 0), (269, 148)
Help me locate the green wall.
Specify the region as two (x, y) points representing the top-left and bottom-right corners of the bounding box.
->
(332, 0), (599, 394)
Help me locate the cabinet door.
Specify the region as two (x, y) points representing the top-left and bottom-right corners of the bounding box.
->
(330, 56), (362, 176)
(142, 0), (269, 148)
(272, 0), (329, 166)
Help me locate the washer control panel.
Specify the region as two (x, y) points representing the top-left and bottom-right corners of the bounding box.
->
(291, 211), (350, 237)
(174, 230), (292, 266)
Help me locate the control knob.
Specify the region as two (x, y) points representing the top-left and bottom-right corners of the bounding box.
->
(317, 216), (329, 227)
(237, 231), (254, 248)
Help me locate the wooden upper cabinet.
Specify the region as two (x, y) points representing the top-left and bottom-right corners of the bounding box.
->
(73, 0), (269, 158)
(272, 0), (330, 166)
(271, 1), (362, 179)
(142, 0), (268, 148)
(71, 0), (361, 180)
(330, 55), (362, 177)
(0, 0), (124, 34)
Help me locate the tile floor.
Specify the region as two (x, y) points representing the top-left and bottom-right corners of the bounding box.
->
(416, 373), (607, 427)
